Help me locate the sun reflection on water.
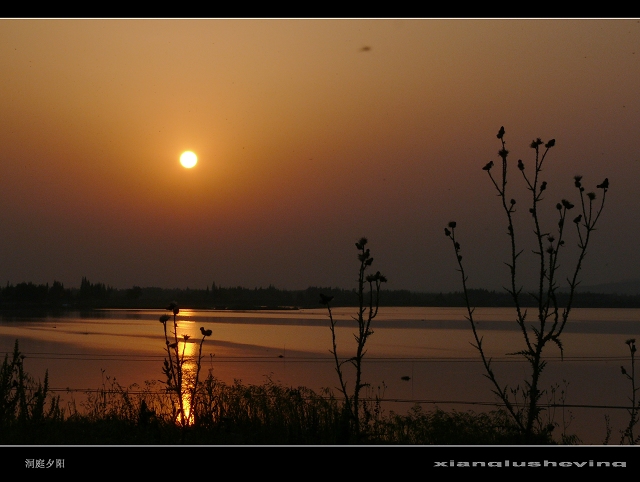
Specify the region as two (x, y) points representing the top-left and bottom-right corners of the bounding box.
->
(178, 337), (198, 425)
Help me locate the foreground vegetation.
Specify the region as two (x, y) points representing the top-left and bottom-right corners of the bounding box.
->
(446, 128), (609, 443)
(0, 340), (544, 445)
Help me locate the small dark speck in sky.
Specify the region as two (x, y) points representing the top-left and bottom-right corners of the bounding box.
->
(360, 46), (372, 52)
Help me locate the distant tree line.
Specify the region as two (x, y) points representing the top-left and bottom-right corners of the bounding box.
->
(0, 281), (73, 307)
(1, 279), (640, 310)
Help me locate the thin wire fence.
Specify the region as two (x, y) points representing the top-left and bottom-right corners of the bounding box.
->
(41, 387), (638, 411)
(2, 350), (632, 363)
(7, 349), (631, 412)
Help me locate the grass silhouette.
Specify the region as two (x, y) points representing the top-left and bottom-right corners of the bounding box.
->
(0, 335), (536, 444)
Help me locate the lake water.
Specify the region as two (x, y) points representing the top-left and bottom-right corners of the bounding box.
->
(1, 306), (639, 444)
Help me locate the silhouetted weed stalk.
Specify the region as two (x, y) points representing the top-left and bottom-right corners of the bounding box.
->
(159, 302), (212, 427)
(445, 126), (608, 442)
(620, 338), (639, 444)
(320, 237), (387, 439)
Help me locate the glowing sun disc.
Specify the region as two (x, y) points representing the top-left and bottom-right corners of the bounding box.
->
(180, 151), (197, 168)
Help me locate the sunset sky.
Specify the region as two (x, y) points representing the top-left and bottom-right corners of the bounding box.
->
(1, 19), (638, 293)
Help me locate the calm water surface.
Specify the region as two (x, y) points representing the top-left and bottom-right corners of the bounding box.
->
(1, 307), (638, 444)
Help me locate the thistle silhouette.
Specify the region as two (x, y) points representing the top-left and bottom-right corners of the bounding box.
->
(445, 126), (609, 442)
(159, 302), (212, 427)
(321, 237), (386, 440)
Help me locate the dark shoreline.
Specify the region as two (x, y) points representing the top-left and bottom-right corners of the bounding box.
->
(3, 284), (640, 311)
(6, 288), (640, 313)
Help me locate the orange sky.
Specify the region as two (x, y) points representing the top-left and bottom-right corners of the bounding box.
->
(1, 19), (638, 292)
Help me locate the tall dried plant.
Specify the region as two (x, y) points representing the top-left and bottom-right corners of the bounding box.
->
(620, 338), (639, 444)
(445, 127), (608, 441)
(159, 302), (212, 427)
(320, 237), (386, 439)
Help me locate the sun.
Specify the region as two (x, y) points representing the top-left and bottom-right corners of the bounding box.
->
(180, 151), (197, 168)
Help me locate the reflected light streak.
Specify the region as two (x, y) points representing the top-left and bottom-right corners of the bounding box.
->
(178, 336), (198, 425)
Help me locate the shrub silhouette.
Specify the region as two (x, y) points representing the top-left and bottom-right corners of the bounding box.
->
(445, 127), (608, 442)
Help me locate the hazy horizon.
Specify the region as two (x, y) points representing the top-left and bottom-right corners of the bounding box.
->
(1, 19), (638, 293)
